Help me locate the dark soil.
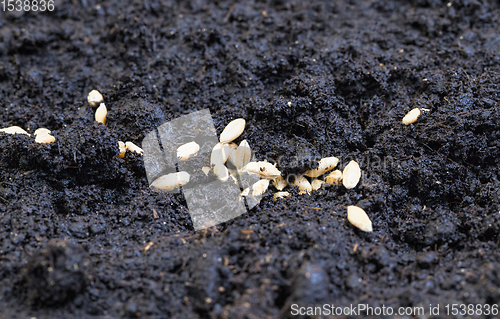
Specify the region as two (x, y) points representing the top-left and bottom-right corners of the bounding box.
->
(1, 0), (500, 318)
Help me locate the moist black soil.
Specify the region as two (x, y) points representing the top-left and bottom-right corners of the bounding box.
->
(1, 0), (500, 318)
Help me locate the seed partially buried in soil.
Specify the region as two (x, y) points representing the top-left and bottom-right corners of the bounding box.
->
(347, 205), (372, 232)
(177, 141), (200, 161)
(87, 89), (103, 107)
(150, 171), (190, 192)
(311, 179), (324, 191)
(34, 128), (55, 144)
(272, 175), (287, 191)
(342, 160), (361, 189)
(125, 141), (144, 155)
(219, 118), (245, 143)
(325, 170), (342, 186)
(290, 174), (312, 194)
(244, 161), (281, 179)
(95, 103), (107, 125)
(0, 126), (30, 136)
(402, 107), (421, 125)
(273, 191), (290, 201)
(303, 157), (339, 177)
(117, 141), (126, 158)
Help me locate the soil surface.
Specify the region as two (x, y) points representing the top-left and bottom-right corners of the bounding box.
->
(1, 0), (500, 318)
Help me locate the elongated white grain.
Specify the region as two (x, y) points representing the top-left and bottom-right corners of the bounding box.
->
(402, 108), (421, 125)
(235, 139), (252, 169)
(252, 179), (269, 196)
(244, 161), (281, 179)
(303, 157), (339, 177)
(0, 126), (30, 136)
(150, 171), (190, 191)
(177, 141), (199, 161)
(347, 205), (372, 232)
(219, 118), (245, 143)
(226, 143), (239, 167)
(213, 163), (229, 182)
(342, 160), (361, 189)
(125, 141), (144, 155)
(95, 103), (107, 125)
(210, 142), (226, 166)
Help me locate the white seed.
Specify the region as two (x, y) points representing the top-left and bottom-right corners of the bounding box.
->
(34, 128), (51, 135)
(210, 142), (227, 166)
(325, 170), (343, 186)
(244, 161), (281, 179)
(150, 171), (190, 191)
(125, 141), (144, 155)
(252, 179), (269, 196)
(219, 118), (245, 143)
(272, 175), (287, 191)
(213, 163), (229, 182)
(118, 141), (126, 158)
(235, 139), (252, 169)
(177, 141), (200, 161)
(201, 166), (211, 176)
(402, 108), (421, 125)
(342, 160), (361, 189)
(303, 157), (339, 177)
(226, 143), (239, 167)
(347, 205), (372, 232)
(0, 126), (30, 136)
(95, 103), (107, 125)
(87, 89), (103, 107)
(34, 128), (55, 144)
(35, 134), (56, 144)
(311, 179), (324, 191)
(290, 174), (312, 194)
(273, 191), (290, 201)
